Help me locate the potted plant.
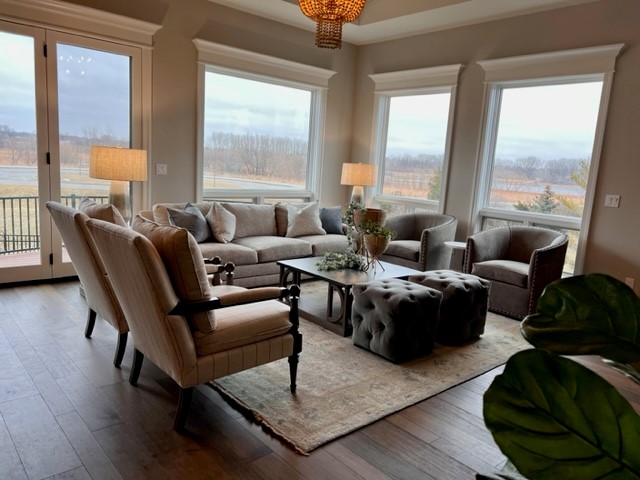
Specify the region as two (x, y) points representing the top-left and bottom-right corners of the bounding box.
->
(480, 274), (640, 480)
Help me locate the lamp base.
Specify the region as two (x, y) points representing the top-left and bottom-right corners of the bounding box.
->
(350, 185), (364, 205)
(108, 180), (131, 224)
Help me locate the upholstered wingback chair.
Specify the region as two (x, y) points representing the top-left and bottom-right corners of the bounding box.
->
(464, 226), (569, 319)
(46, 201), (129, 367)
(86, 217), (302, 431)
(380, 213), (458, 271)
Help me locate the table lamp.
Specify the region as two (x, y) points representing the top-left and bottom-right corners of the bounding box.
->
(340, 163), (375, 204)
(89, 146), (148, 223)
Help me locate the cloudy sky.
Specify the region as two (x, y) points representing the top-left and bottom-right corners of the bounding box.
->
(0, 31), (130, 140)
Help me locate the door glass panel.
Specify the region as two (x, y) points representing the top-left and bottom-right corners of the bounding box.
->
(0, 31), (39, 268)
(57, 43), (131, 210)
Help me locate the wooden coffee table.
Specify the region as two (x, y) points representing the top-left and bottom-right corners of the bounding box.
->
(277, 257), (422, 336)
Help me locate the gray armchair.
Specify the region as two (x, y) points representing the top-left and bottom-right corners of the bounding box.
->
(464, 226), (569, 319)
(380, 213), (458, 271)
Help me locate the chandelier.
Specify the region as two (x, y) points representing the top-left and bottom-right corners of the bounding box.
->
(298, 0), (367, 49)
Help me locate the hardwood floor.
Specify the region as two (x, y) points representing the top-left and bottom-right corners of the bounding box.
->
(0, 279), (638, 480)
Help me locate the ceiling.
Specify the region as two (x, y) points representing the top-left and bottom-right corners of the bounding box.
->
(206, 0), (598, 45)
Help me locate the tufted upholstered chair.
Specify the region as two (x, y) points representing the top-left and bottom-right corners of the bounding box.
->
(464, 226), (568, 319)
(379, 213), (458, 271)
(86, 217), (302, 431)
(47, 201), (130, 367)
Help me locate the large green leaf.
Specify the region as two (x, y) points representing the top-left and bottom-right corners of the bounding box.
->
(484, 349), (640, 479)
(522, 274), (640, 376)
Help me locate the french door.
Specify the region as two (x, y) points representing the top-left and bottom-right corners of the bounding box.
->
(0, 20), (143, 283)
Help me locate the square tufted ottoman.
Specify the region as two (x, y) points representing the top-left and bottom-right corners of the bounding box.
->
(409, 270), (491, 345)
(351, 279), (442, 363)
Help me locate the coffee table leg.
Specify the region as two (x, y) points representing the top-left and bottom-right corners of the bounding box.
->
(343, 285), (353, 336)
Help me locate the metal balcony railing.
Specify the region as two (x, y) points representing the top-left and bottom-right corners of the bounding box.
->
(0, 195), (108, 255)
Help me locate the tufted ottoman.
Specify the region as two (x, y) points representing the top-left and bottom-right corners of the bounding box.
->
(351, 279), (442, 363)
(409, 270), (490, 345)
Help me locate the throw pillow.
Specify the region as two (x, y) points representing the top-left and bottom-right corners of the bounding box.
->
(220, 203), (276, 239)
(319, 206), (344, 234)
(131, 215), (216, 333)
(286, 202), (326, 237)
(78, 197), (127, 227)
(205, 202), (236, 243)
(167, 203), (211, 243)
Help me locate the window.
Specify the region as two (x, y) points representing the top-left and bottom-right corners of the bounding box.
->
(476, 44), (624, 274)
(194, 41), (335, 203)
(369, 65), (463, 214)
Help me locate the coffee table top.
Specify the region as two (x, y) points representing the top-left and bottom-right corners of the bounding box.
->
(278, 257), (423, 288)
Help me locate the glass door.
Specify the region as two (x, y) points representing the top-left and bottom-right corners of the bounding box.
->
(0, 21), (142, 283)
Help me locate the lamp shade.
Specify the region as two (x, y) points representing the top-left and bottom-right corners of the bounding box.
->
(89, 146), (148, 182)
(340, 163), (375, 187)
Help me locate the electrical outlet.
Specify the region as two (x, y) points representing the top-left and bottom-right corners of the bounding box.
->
(625, 277), (635, 289)
(156, 163), (168, 175)
(604, 194), (620, 208)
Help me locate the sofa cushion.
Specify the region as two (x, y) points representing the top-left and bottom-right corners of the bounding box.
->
(384, 239), (421, 262)
(131, 215), (216, 333)
(198, 241), (259, 266)
(286, 203), (325, 237)
(205, 202), (236, 243)
(472, 260), (529, 288)
(78, 197), (127, 227)
(319, 206), (344, 234)
(233, 236), (312, 263)
(221, 203), (276, 239)
(298, 234), (349, 256)
(167, 203), (211, 243)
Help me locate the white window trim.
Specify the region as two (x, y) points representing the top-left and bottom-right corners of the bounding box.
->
(193, 40), (336, 202)
(474, 44), (625, 274)
(368, 64), (464, 212)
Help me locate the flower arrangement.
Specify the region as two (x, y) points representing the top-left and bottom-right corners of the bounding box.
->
(316, 249), (365, 271)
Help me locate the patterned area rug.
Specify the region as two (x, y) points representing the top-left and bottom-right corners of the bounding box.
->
(211, 285), (527, 455)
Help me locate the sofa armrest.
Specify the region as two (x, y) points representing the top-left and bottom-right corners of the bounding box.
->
(526, 235), (569, 313)
(418, 216), (458, 270)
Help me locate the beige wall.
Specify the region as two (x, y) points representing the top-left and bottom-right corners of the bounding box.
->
(19, 0), (640, 286)
(353, 0), (640, 286)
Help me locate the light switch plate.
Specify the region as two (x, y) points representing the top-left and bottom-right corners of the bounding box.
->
(156, 164), (168, 175)
(604, 194), (620, 208)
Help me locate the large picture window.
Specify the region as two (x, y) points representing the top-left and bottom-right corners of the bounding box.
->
(476, 44), (624, 274)
(369, 65), (462, 214)
(195, 41), (335, 203)
(203, 71), (312, 194)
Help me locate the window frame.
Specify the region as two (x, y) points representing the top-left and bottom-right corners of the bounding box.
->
(474, 44), (624, 274)
(369, 64), (463, 213)
(193, 40), (336, 203)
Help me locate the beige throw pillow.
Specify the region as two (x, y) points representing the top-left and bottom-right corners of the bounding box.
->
(205, 202), (236, 243)
(131, 215), (216, 333)
(286, 202), (326, 237)
(78, 197), (127, 227)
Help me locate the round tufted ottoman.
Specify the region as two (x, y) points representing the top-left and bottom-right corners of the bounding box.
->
(351, 279), (442, 363)
(409, 270), (491, 345)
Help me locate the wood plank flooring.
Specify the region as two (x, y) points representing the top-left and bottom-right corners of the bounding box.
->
(0, 279), (638, 480)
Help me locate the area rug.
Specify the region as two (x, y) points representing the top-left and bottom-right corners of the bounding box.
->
(211, 309), (527, 455)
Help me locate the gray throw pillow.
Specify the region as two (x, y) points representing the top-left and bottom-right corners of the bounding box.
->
(167, 203), (211, 243)
(319, 206), (344, 234)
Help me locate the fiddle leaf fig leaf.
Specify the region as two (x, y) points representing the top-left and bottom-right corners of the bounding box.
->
(484, 349), (640, 480)
(522, 273), (640, 377)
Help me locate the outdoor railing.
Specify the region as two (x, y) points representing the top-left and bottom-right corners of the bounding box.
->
(0, 195), (108, 254)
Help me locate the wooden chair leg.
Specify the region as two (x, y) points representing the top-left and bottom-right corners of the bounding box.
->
(129, 348), (144, 385)
(288, 353), (299, 394)
(174, 387), (193, 431)
(113, 332), (128, 368)
(84, 308), (96, 338)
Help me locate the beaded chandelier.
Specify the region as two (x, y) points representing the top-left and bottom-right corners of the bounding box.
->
(298, 0), (367, 49)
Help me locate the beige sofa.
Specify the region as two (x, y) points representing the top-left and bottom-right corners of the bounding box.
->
(139, 202), (349, 287)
